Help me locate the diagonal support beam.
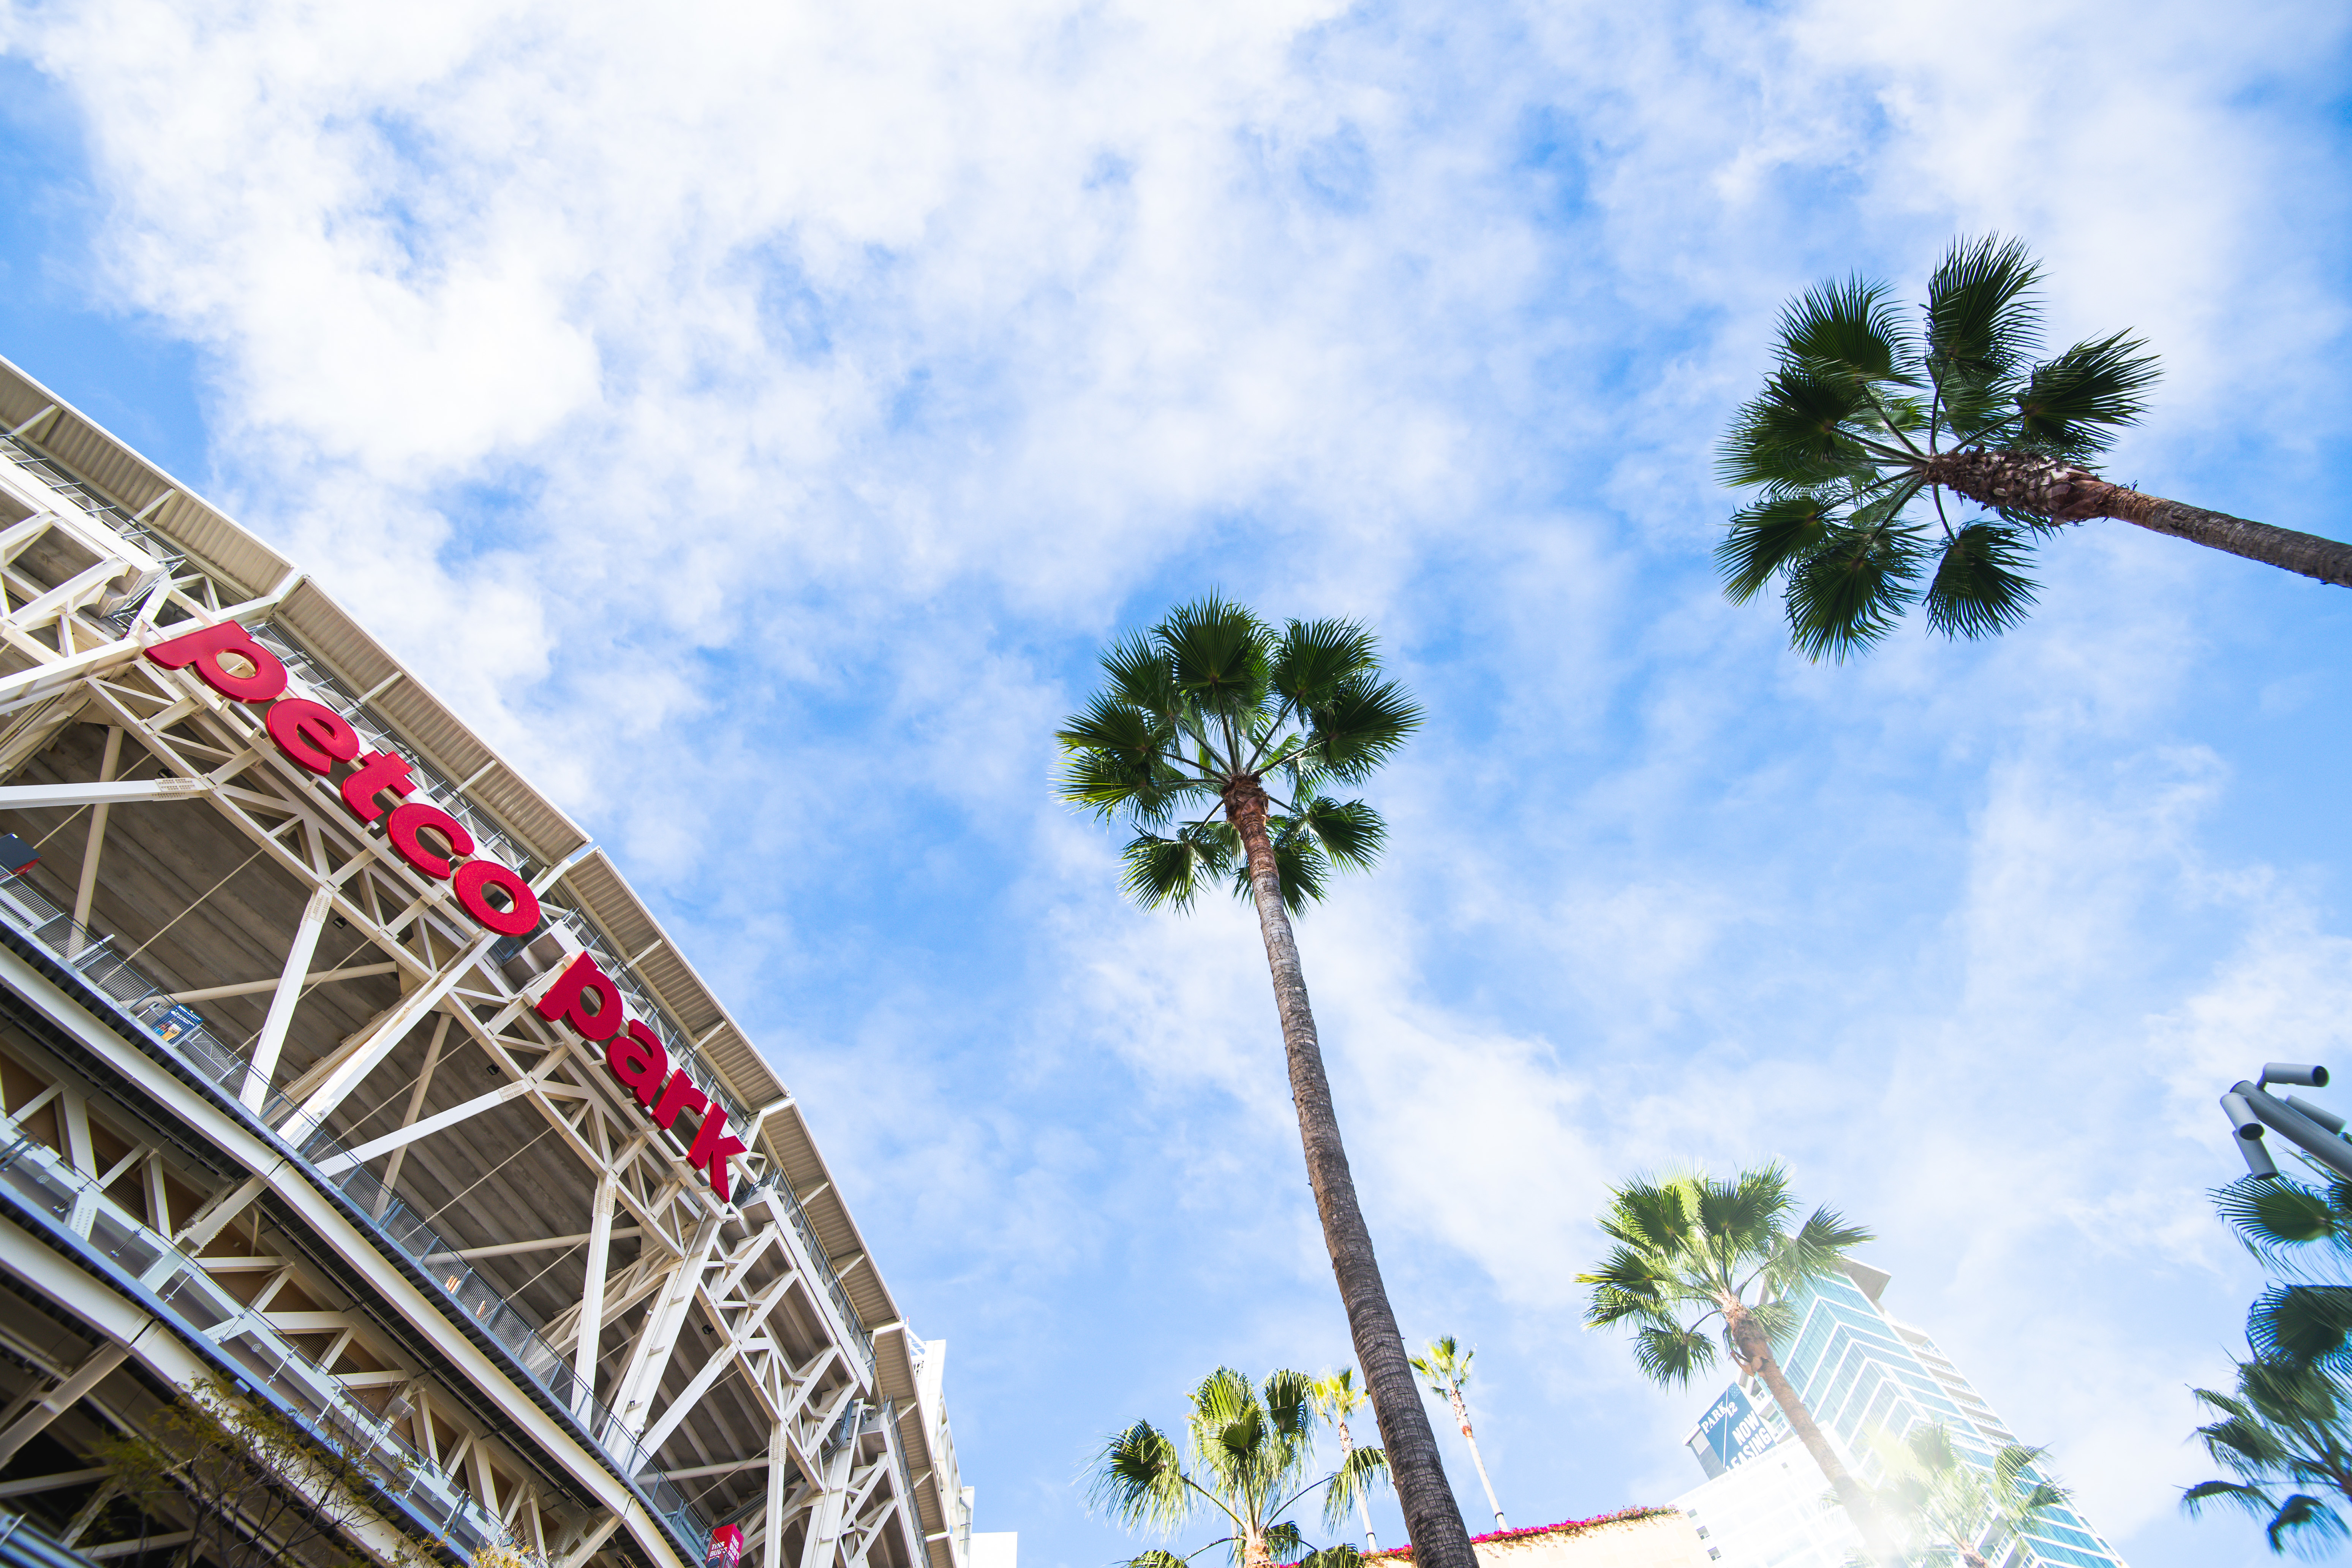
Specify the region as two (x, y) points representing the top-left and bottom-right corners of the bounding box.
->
(0, 1343), (127, 1467)
(65, 727), (123, 958)
(314, 1064), (553, 1174)
(242, 885), (333, 1109)
(295, 931), (497, 1125)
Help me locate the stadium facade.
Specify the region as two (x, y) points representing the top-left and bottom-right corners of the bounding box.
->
(0, 356), (984, 1568)
(1672, 1263), (2123, 1568)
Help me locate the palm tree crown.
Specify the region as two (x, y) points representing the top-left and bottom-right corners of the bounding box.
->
(1718, 233), (2352, 661)
(1091, 1368), (1385, 1568)
(1578, 1166), (1869, 1385)
(1055, 593), (1420, 913)
(1577, 1165), (1892, 1564)
(1854, 1423), (2071, 1568)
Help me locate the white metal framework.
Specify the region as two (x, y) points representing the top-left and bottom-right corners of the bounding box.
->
(0, 360), (975, 1568)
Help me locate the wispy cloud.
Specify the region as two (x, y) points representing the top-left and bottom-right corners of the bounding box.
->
(4, 0), (2350, 1563)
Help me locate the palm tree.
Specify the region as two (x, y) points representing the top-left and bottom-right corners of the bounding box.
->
(1717, 233), (2352, 660)
(1057, 595), (1472, 1568)
(1408, 1339), (1505, 1530)
(1091, 1367), (1387, 1568)
(1852, 1422), (2071, 1568)
(1574, 1165), (1897, 1566)
(1309, 1370), (1385, 1552)
(2185, 1354), (2352, 1554)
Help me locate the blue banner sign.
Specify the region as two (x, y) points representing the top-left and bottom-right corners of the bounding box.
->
(1693, 1382), (1778, 1475)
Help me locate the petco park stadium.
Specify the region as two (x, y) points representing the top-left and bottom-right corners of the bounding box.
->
(0, 355), (982, 1568)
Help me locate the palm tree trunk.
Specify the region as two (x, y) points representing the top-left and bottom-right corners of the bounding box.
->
(1726, 1305), (1899, 1568)
(1444, 1389), (1505, 1529)
(1919, 448), (2352, 588)
(1224, 777), (1473, 1568)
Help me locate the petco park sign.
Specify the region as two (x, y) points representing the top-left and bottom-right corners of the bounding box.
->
(146, 620), (748, 1202)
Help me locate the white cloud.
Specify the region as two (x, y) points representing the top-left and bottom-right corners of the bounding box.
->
(4, 0), (2349, 1563)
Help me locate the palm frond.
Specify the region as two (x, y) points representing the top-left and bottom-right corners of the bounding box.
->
(1298, 1546), (1363, 1568)
(1291, 798), (1385, 873)
(1925, 234), (2042, 388)
(1263, 1523), (1304, 1562)
(1782, 519), (1927, 662)
(2011, 331), (2160, 460)
(1271, 619), (1380, 712)
(2250, 1286), (2352, 1368)
(1159, 595), (1272, 722)
(1092, 1421), (1193, 1530)
(1123, 827), (1237, 912)
(1321, 1446), (1388, 1533)
(1921, 522), (2039, 640)
(1102, 632), (1182, 714)
(1296, 677), (1422, 786)
(2266, 1493), (2348, 1554)
(1262, 1370), (1315, 1440)
(1717, 493), (1838, 604)
(1776, 276), (1917, 385)
(1717, 370), (1882, 491)
(1633, 1321), (1715, 1388)
(2216, 1171), (2331, 1268)
(1771, 1201), (1875, 1291)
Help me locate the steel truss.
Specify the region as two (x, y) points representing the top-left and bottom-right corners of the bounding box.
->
(0, 437), (952, 1568)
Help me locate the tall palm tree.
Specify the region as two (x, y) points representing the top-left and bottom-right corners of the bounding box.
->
(1309, 1370), (1385, 1552)
(1408, 1339), (1504, 1530)
(1717, 233), (2352, 660)
(1574, 1165), (1896, 1566)
(2185, 1354), (2352, 1554)
(1091, 1367), (1387, 1568)
(1853, 1422), (2071, 1568)
(1058, 595), (1472, 1568)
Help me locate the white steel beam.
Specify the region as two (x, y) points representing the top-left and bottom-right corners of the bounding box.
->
(572, 1170), (620, 1412)
(65, 726), (122, 957)
(0, 775), (210, 810)
(0, 1342), (126, 1466)
(610, 1216), (723, 1437)
(242, 884), (334, 1109)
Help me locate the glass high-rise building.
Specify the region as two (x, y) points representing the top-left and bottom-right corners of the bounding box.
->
(1671, 1261), (2128, 1568)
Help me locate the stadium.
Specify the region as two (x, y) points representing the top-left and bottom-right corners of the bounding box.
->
(0, 355), (974, 1568)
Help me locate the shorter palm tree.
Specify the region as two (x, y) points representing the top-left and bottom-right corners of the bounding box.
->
(1576, 1166), (1895, 1566)
(1310, 1370), (1385, 1551)
(1092, 1367), (1387, 1568)
(1852, 1423), (2071, 1568)
(2185, 1354), (2352, 1554)
(1409, 1339), (1504, 1530)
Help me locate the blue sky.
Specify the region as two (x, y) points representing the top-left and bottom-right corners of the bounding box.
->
(3, 3), (2351, 1566)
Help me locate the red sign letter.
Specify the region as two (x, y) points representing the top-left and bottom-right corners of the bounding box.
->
(605, 1021), (669, 1107)
(145, 621), (288, 703)
(454, 859), (541, 936)
(338, 750), (416, 823)
(385, 802), (473, 879)
(650, 1069), (710, 1131)
(686, 1105), (748, 1204)
(535, 952), (626, 1042)
(265, 698), (360, 773)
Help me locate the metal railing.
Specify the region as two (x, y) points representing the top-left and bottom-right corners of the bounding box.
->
(746, 1171), (873, 1377)
(0, 874), (716, 1558)
(0, 1125), (507, 1559)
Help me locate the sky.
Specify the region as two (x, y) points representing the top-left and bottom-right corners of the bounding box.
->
(2, 2), (2350, 1565)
